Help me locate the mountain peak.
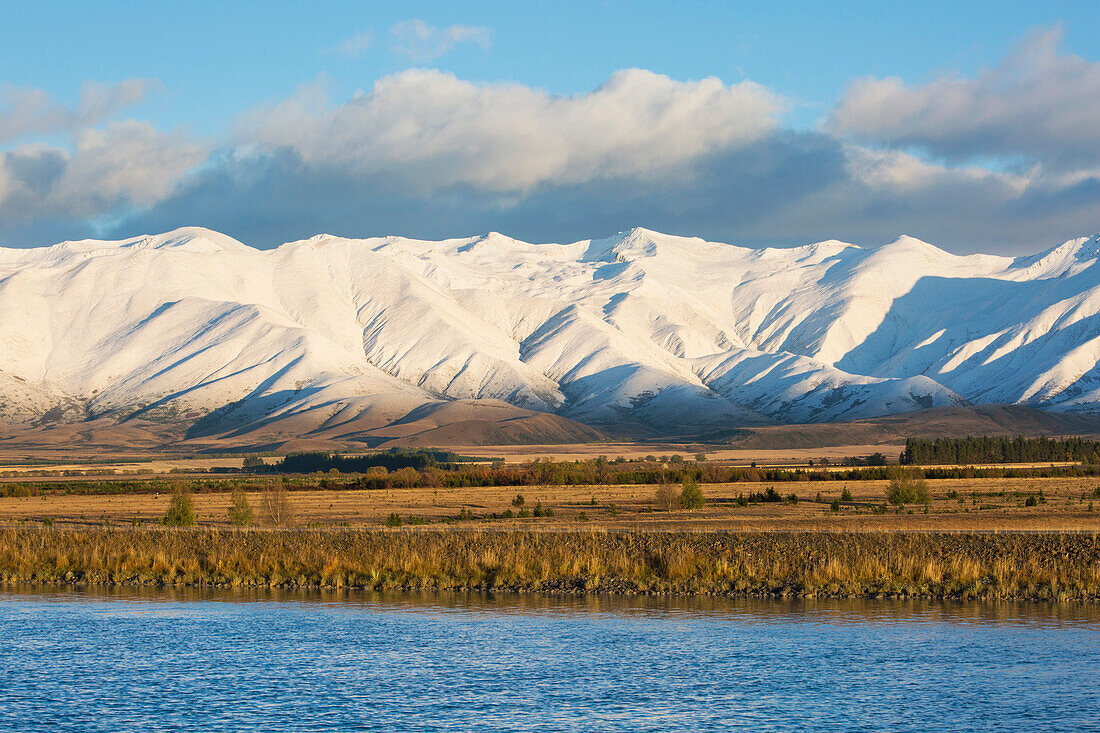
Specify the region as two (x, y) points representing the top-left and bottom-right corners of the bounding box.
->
(136, 227), (252, 253)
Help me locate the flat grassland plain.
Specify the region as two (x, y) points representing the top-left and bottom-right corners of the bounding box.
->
(2, 445), (1099, 600)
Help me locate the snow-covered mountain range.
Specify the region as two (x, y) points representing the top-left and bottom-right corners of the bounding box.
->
(3, 225), (1100, 440)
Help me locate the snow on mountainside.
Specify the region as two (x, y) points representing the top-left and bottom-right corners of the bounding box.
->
(2, 225), (1100, 438)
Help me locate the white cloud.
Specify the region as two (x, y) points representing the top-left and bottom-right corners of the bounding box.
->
(330, 30), (374, 58)
(246, 68), (783, 193)
(0, 121), (206, 220)
(0, 79), (161, 143)
(391, 20), (491, 62)
(844, 145), (1029, 195)
(831, 26), (1100, 169)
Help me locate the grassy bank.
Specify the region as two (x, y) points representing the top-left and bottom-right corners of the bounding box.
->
(2, 527), (1098, 601)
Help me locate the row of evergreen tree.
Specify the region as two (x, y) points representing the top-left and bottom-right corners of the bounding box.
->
(899, 435), (1100, 465)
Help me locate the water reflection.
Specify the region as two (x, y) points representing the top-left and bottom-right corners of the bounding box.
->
(5, 583), (1099, 627)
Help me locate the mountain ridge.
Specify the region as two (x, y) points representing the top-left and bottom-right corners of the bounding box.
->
(3, 225), (1100, 444)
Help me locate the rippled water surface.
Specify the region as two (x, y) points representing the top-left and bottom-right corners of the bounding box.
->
(1, 587), (1098, 731)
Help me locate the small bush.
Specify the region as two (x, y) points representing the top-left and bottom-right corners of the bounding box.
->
(1024, 495), (1038, 507)
(841, 488), (853, 502)
(784, 493), (799, 506)
(383, 512), (403, 527)
(577, 512), (589, 521)
(163, 486), (196, 526)
(227, 488), (254, 527)
(532, 503), (554, 518)
(830, 498), (841, 513)
(456, 508), (475, 521)
(511, 494), (525, 507)
(261, 478), (296, 527)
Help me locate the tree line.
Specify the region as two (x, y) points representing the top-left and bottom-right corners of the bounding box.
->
(899, 435), (1100, 465)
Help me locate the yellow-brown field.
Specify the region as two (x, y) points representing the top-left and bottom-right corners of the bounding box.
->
(2, 476), (1099, 531)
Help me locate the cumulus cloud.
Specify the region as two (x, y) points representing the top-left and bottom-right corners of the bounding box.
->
(245, 68), (783, 193)
(390, 20), (491, 62)
(832, 26), (1100, 169)
(0, 79), (161, 143)
(0, 121), (206, 222)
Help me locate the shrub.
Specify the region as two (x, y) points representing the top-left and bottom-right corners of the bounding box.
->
(383, 512), (403, 527)
(227, 488), (254, 527)
(1024, 495), (1038, 507)
(511, 494), (525, 507)
(841, 487), (853, 502)
(577, 512), (589, 522)
(885, 467), (930, 506)
(261, 478), (296, 527)
(532, 503), (554, 518)
(830, 498), (841, 513)
(680, 478), (705, 510)
(654, 484), (680, 511)
(163, 486), (196, 526)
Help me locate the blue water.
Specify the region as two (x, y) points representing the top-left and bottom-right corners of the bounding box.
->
(0, 588), (1098, 732)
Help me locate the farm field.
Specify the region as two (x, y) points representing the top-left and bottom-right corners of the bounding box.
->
(2, 475), (1099, 532)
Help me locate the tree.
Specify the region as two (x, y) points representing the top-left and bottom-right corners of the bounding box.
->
(654, 484), (680, 511)
(261, 477), (296, 527)
(885, 467), (930, 506)
(680, 476), (705, 510)
(163, 485), (196, 526)
(227, 487), (254, 527)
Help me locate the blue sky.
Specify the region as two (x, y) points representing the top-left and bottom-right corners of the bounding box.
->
(2, 1), (1099, 252)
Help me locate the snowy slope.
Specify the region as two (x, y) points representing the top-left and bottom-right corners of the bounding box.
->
(2, 225), (1100, 436)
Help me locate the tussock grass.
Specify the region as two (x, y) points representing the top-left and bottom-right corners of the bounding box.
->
(1, 528), (1099, 600)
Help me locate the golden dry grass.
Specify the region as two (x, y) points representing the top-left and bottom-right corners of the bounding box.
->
(1, 527), (1097, 601)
